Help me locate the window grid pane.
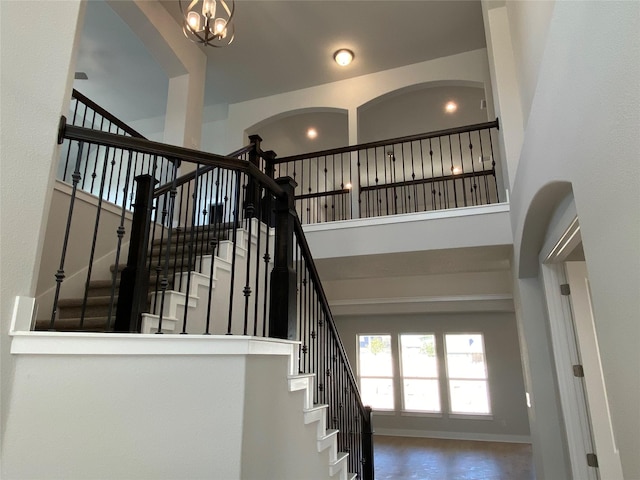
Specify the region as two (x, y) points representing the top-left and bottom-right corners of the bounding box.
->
(400, 334), (440, 412)
(445, 333), (491, 415)
(358, 335), (394, 410)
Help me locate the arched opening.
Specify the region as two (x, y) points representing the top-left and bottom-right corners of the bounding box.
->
(245, 107), (348, 158)
(358, 81), (489, 143)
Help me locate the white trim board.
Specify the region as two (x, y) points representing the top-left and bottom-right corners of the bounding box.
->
(374, 428), (531, 444)
(331, 293), (513, 306)
(10, 330), (300, 356)
(303, 202), (510, 233)
(330, 294), (515, 315)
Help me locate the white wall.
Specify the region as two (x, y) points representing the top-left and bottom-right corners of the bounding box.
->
(506, 1), (640, 478)
(225, 49), (493, 153)
(504, 0), (555, 128)
(0, 0), (85, 468)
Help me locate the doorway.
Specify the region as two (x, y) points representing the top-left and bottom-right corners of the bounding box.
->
(541, 215), (623, 479)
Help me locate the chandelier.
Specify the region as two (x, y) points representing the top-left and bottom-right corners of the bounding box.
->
(180, 0), (235, 48)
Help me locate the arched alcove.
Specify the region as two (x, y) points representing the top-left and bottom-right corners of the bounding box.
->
(358, 81), (489, 143)
(245, 108), (349, 158)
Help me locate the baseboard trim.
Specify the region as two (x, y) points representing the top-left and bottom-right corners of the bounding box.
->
(374, 428), (531, 444)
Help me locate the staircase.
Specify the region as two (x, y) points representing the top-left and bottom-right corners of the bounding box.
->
(45, 95), (375, 479)
(36, 213), (358, 479)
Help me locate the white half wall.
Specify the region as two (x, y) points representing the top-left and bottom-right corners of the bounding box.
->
(3, 334), (328, 480)
(304, 203), (512, 259)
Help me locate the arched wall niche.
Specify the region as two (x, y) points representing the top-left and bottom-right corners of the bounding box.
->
(245, 107), (349, 158)
(357, 80), (490, 143)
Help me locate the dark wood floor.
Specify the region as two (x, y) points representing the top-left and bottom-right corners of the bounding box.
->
(374, 435), (535, 480)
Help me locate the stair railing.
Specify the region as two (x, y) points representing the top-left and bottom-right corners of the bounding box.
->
(55, 118), (374, 479)
(291, 209), (375, 478)
(57, 90), (176, 210)
(47, 113), (260, 332)
(271, 118), (501, 224)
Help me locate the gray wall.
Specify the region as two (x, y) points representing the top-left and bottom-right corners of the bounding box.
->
(336, 312), (530, 441)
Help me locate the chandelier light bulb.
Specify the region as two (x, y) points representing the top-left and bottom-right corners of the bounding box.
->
(187, 11), (201, 30)
(213, 18), (227, 36)
(202, 0), (216, 17)
(334, 49), (354, 67)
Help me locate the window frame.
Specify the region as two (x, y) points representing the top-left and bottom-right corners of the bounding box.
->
(398, 333), (442, 414)
(356, 333), (395, 411)
(444, 332), (492, 416)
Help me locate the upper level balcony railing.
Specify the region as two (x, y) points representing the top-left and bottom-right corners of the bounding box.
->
(271, 119), (501, 224)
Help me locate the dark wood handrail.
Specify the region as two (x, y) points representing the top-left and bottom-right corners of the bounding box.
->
(292, 214), (369, 417)
(59, 121), (285, 198)
(274, 118), (500, 164)
(154, 143), (257, 197)
(72, 89), (145, 139)
(360, 168), (495, 192)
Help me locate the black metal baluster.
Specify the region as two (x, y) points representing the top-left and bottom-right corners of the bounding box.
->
(113, 147), (126, 205)
(105, 126), (118, 203)
(178, 181), (192, 292)
(400, 142), (408, 213)
(79, 145), (113, 328)
(157, 170), (179, 334)
(252, 185), (264, 336)
(448, 135), (459, 207)
(409, 142), (418, 212)
(106, 149), (134, 331)
(262, 192), (272, 337)
(129, 152), (140, 209)
(226, 173), (242, 334)
(419, 139), (428, 211)
(205, 167), (223, 335)
(81, 110), (97, 190)
(479, 130), (490, 204)
(438, 137), (448, 208)
(458, 133), (468, 207)
(296, 242), (305, 373)
(49, 142), (86, 329)
(489, 127), (499, 202)
(181, 166), (200, 334)
(89, 117), (106, 195)
(468, 131), (479, 205)
(242, 199), (254, 335)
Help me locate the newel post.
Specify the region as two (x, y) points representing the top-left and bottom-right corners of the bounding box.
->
(269, 176), (298, 340)
(115, 174), (156, 332)
(262, 150), (277, 226)
(362, 406), (375, 480)
(246, 134), (262, 219)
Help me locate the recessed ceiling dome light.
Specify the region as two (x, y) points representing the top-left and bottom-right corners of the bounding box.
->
(307, 128), (318, 139)
(334, 49), (354, 66)
(445, 101), (458, 113)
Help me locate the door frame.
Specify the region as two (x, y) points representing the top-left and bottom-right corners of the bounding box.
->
(540, 213), (623, 479)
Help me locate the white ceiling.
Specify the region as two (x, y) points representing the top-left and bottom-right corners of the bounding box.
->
(74, 0), (486, 123)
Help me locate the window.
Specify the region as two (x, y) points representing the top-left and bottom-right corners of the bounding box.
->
(399, 334), (440, 412)
(445, 333), (491, 415)
(358, 335), (394, 409)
